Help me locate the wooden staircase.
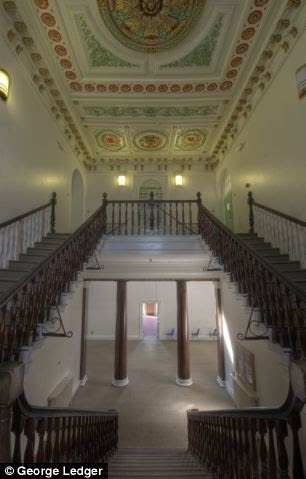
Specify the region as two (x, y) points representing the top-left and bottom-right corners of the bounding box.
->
(108, 448), (211, 478)
(0, 233), (70, 300)
(237, 233), (306, 293)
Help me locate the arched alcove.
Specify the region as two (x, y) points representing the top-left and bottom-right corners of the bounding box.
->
(70, 169), (84, 232)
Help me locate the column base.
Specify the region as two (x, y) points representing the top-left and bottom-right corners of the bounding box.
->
(216, 376), (225, 388)
(112, 377), (129, 387)
(80, 375), (88, 387)
(176, 377), (193, 387)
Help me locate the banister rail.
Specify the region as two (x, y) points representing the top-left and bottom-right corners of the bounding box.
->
(0, 193), (56, 269)
(0, 195), (107, 363)
(248, 192), (306, 267)
(197, 193), (306, 359)
(187, 389), (304, 478)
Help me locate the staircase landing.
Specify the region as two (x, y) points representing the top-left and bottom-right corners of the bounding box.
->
(108, 448), (211, 478)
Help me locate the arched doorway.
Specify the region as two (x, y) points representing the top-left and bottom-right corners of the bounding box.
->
(223, 172), (234, 231)
(70, 169), (84, 232)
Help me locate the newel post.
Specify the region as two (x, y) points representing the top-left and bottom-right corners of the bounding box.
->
(50, 192), (57, 234)
(149, 191), (155, 232)
(102, 192), (108, 234)
(196, 192), (202, 234)
(247, 191), (254, 234)
(0, 362), (24, 462)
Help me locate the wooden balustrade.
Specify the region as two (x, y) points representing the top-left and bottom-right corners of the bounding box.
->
(248, 192), (306, 268)
(104, 192), (198, 235)
(197, 193), (306, 360)
(0, 193), (56, 269)
(187, 389), (304, 478)
(0, 195), (107, 364)
(11, 394), (118, 464)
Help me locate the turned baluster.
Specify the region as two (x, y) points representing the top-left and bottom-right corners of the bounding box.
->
(125, 203), (128, 235)
(189, 202), (192, 233)
(247, 192), (254, 234)
(45, 417), (53, 462)
(157, 202), (160, 233)
(137, 203), (140, 235)
(118, 203), (122, 235)
(259, 420), (268, 479)
(36, 418), (46, 462)
(169, 203), (173, 235)
(60, 417), (66, 463)
(149, 192), (155, 232)
(144, 202), (147, 234)
(50, 192), (56, 233)
(65, 417), (72, 463)
(12, 407), (25, 463)
(175, 202), (179, 235)
(163, 202), (166, 234)
(131, 202), (135, 235)
(250, 418), (259, 479)
(111, 203), (115, 234)
(52, 417), (61, 462)
(243, 417), (251, 479)
(182, 202), (185, 235)
(276, 420), (289, 479)
(24, 418), (36, 463)
(288, 410), (304, 479)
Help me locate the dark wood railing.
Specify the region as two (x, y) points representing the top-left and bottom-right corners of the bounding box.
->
(0, 363), (118, 464)
(104, 192), (198, 235)
(0, 193), (56, 268)
(248, 192), (306, 268)
(0, 195), (107, 363)
(187, 389), (304, 478)
(197, 193), (306, 360)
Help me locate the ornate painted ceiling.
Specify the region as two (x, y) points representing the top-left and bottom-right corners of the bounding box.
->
(1, 0), (303, 171)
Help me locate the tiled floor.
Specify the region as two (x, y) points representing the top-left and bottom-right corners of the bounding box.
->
(72, 340), (234, 448)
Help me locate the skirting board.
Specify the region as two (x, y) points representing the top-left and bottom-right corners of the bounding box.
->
(87, 335), (140, 340)
(88, 334), (217, 341)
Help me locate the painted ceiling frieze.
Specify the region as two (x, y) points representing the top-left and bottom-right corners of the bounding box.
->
(133, 131), (168, 150)
(97, 0), (206, 53)
(175, 129), (207, 150)
(78, 15), (138, 68)
(161, 14), (224, 69)
(83, 105), (218, 117)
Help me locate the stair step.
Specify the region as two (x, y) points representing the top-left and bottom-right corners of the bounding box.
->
(283, 271), (306, 280)
(34, 242), (59, 250)
(47, 233), (70, 239)
(42, 236), (68, 244)
(0, 280), (18, 293)
(273, 262), (301, 270)
(0, 270), (28, 281)
(9, 261), (40, 270)
(19, 254), (46, 262)
(261, 254), (290, 261)
(27, 247), (54, 255)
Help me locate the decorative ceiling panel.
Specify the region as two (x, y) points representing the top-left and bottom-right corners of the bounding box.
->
(2, 0), (295, 170)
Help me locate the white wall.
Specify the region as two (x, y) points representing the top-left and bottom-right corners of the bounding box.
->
(24, 282), (83, 406)
(0, 35), (85, 232)
(86, 280), (217, 340)
(85, 170), (217, 219)
(216, 28), (306, 232)
(220, 275), (289, 406)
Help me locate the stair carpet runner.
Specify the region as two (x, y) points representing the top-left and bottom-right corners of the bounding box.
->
(237, 233), (306, 293)
(108, 449), (211, 478)
(0, 233), (70, 301)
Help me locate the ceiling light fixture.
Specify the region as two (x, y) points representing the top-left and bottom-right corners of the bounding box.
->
(0, 69), (10, 101)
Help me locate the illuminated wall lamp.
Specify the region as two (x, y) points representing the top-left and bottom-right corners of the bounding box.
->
(0, 69), (10, 101)
(175, 175), (183, 186)
(118, 175), (126, 186)
(296, 64), (306, 99)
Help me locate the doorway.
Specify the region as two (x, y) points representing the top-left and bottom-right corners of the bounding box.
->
(140, 302), (159, 339)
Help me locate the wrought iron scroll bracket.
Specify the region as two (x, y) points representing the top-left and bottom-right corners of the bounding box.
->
(237, 286), (269, 341)
(43, 303), (73, 338)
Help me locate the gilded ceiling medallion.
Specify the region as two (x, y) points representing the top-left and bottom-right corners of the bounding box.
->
(97, 0), (206, 53)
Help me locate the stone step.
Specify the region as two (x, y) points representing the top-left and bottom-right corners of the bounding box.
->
(27, 247), (54, 255)
(19, 254), (47, 262)
(273, 262), (301, 270)
(33, 242), (59, 250)
(9, 260), (40, 270)
(0, 269), (28, 281)
(0, 280), (18, 293)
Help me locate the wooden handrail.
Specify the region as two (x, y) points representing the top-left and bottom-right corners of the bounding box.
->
(0, 195), (107, 363)
(197, 192), (306, 359)
(0, 202), (51, 230)
(248, 191), (306, 228)
(198, 193), (306, 300)
(0, 200), (105, 309)
(187, 388), (304, 478)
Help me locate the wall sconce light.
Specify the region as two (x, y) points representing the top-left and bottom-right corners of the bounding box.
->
(296, 64), (306, 99)
(0, 69), (10, 101)
(118, 175), (126, 186)
(175, 175), (183, 186)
